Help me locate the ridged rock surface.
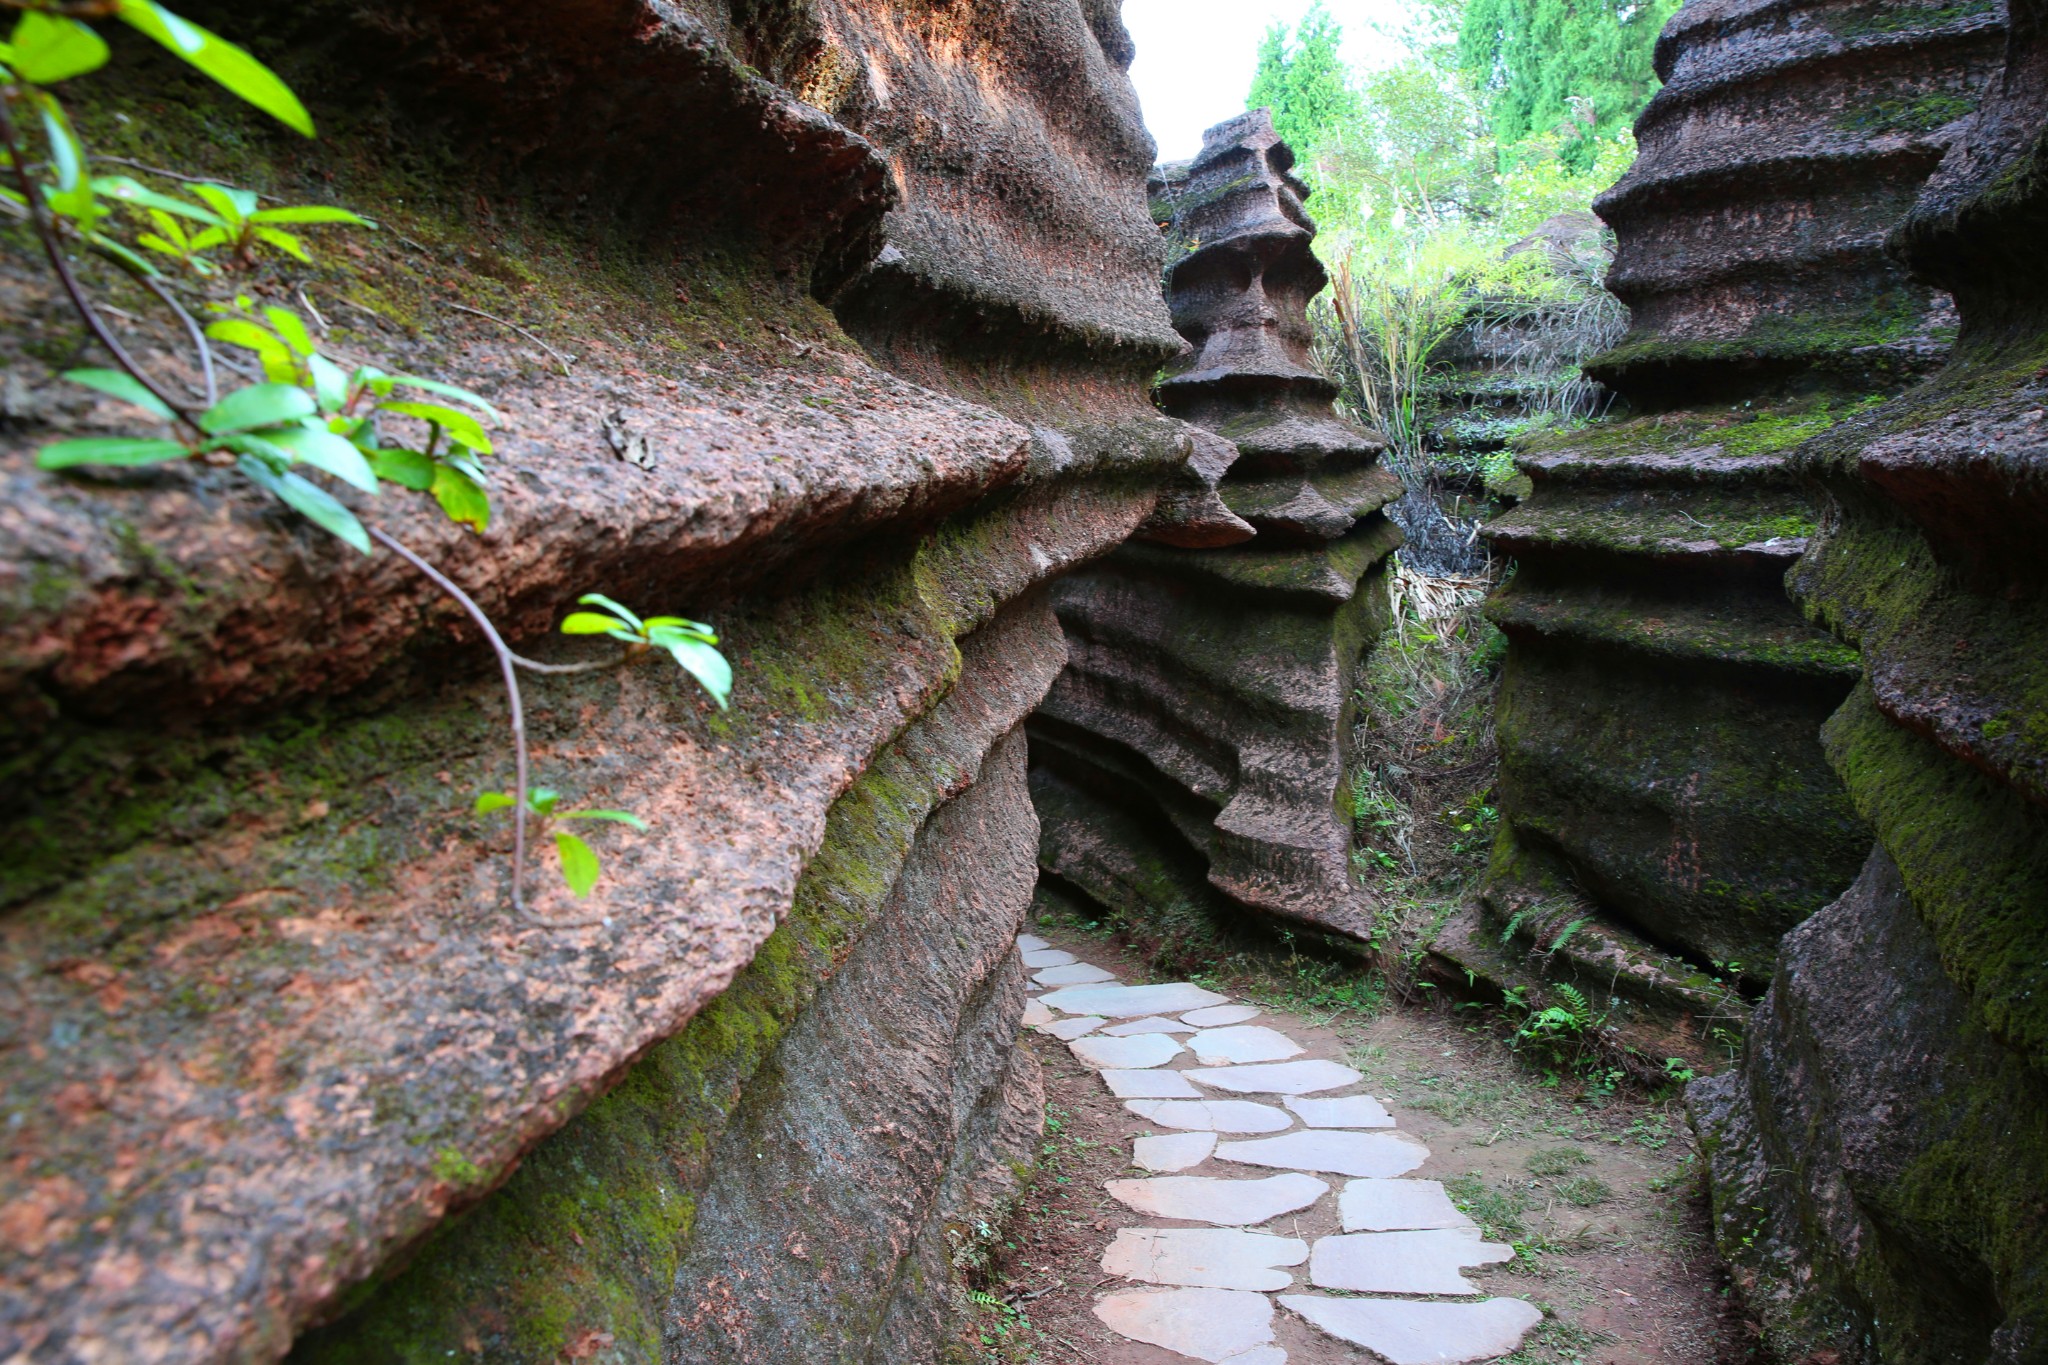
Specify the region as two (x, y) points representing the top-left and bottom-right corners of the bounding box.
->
(1691, 5), (2048, 1354)
(0, 2), (1195, 1361)
(1029, 111), (1402, 950)
(1446, 0), (2004, 1039)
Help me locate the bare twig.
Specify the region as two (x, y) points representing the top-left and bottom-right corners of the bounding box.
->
(90, 154), (283, 202)
(296, 283), (330, 335)
(0, 92), (191, 424)
(444, 302), (575, 376)
(131, 269), (218, 407)
(366, 526), (531, 921)
(509, 648), (643, 676)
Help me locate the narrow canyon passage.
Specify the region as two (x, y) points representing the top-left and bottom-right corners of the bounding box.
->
(981, 925), (1746, 1365)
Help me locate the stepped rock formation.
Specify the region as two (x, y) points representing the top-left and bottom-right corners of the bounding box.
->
(0, 2), (1199, 1360)
(1443, 0), (2006, 1044)
(1691, 2), (2048, 1353)
(1028, 111), (1403, 951)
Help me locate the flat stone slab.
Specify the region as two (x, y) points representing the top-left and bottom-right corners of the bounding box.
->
(1102, 1227), (1309, 1291)
(1035, 962), (1118, 986)
(1126, 1099), (1294, 1134)
(1280, 1294), (1543, 1364)
(1094, 1287), (1276, 1363)
(1339, 1179), (1475, 1232)
(1017, 933), (1051, 952)
(1309, 1229), (1514, 1295)
(1133, 1132), (1217, 1172)
(1187, 1025), (1305, 1065)
(1214, 1130), (1430, 1178)
(1040, 982), (1230, 1017)
(1019, 999), (1053, 1027)
(1022, 948), (1077, 968)
(1037, 1014), (1105, 1041)
(1182, 1004), (1261, 1027)
(1106, 1173), (1329, 1226)
(1103, 1068), (1203, 1099)
(1186, 1060), (1363, 1095)
(1071, 1033), (1185, 1070)
(1103, 1015), (1198, 1035)
(1285, 1094), (1393, 1128)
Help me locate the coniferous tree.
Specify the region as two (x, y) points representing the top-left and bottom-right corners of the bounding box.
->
(1245, 3), (1361, 157)
(1455, 0), (1676, 168)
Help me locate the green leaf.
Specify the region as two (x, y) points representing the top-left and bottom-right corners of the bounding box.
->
(527, 788), (560, 815)
(430, 462), (491, 533)
(380, 400), (491, 455)
(558, 810), (650, 831)
(643, 615), (717, 637)
(575, 594), (643, 631)
(560, 611), (634, 637)
(188, 181), (256, 226)
(263, 307), (315, 357)
(664, 638), (734, 709)
(249, 204), (369, 225)
(10, 13), (110, 84)
(63, 368), (175, 421)
(647, 623), (718, 651)
(474, 791), (516, 815)
(204, 318), (296, 379)
(200, 383), (316, 435)
(308, 353), (350, 414)
(116, 1), (314, 136)
(85, 232), (162, 279)
(217, 431), (295, 472)
(38, 436), (189, 469)
(440, 448), (489, 486)
(263, 421), (378, 493)
(186, 225), (231, 253)
(237, 455), (370, 553)
(253, 225), (310, 262)
(554, 832), (601, 898)
(92, 175), (218, 223)
(36, 95), (85, 193)
(390, 374), (500, 423)
(368, 447), (435, 491)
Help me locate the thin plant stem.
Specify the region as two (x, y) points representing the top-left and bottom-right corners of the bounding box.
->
(127, 266), (217, 406)
(509, 649), (642, 676)
(366, 526), (530, 917)
(0, 90), (190, 423)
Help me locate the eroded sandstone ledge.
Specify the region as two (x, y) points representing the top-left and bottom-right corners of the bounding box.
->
(1029, 111), (1402, 956)
(0, 2), (1199, 1360)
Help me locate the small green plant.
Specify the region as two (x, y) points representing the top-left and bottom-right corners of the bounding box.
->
(98, 174), (370, 273)
(1553, 1173), (1612, 1208)
(560, 594), (732, 708)
(1525, 1146), (1592, 1178)
(1661, 1057), (1697, 1085)
(475, 788), (648, 898)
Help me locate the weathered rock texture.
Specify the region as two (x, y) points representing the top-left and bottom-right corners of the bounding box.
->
(1443, 0), (2006, 1044)
(1028, 111), (1402, 953)
(0, 2), (1194, 1361)
(1691, 2), (2048, 1353)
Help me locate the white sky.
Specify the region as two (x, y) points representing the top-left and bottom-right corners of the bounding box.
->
(1123, 0), (1414, 163)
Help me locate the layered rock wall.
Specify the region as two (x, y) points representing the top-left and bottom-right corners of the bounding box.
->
(1441, 0), (2005, 1047)
(1690, 3), (2048, 1352)
(0, 2), (1194, 1360)
(1029, 112), (1402, 954)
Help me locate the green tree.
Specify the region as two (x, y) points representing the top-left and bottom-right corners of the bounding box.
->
(1246, 2), (1360, 157)
(1455, 0), (1676, 169)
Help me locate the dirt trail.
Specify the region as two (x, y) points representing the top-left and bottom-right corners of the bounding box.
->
(973, 925), (1754, 1365)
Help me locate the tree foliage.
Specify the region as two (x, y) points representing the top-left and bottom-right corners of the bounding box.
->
(1454, 0), (1678, 168)
(1246, 2), (1360, 158)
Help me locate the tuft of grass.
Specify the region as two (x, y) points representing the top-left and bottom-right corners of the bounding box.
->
(1405, 1072), (1520, 1124)
(1553, 1174), (1612, 1208)
(1525, 1146), (1593, 1178)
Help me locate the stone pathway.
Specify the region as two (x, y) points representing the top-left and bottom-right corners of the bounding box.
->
(1018, 934), (1543, 1365)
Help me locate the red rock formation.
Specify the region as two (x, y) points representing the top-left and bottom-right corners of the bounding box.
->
(1030, 111), (1402, 950)
(1439, 0), (2006, 1045)
(0, 2), (1197, 1360)
(1691, 2), (2048, 1352)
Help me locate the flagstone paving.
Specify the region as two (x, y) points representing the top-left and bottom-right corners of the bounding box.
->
(1124, 1098), (1295, 1134)
(1018, 934), (1542, 1364)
